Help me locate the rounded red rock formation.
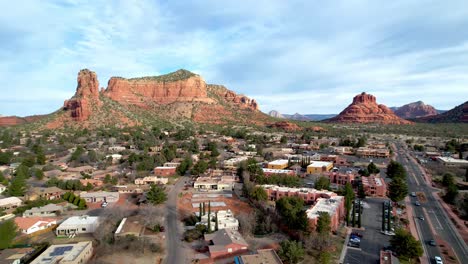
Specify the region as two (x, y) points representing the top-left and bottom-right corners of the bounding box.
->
(268, 121), (301, 131)
(393, 101), (438, 119)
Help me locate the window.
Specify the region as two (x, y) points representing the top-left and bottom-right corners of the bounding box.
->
(82, 228), (87, 231)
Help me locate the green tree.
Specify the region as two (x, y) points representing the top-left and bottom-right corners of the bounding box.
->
(386, 160), (406, 179)
(191, 160), (208, 175)
(355, 137), (366, 148)
(314, 176), (330, 190)
(444, 183), (459, 204)
(277, 240), (305, 264)
(280, 136), (287, 144)
(249, 186), (268, 201)
(78, 198), (87, 209)
(390, 228), (423, 261)
(34, 168), (44, 180)
(146, 184), (167, 205)
(15, 164), (30, 178)
(343, 183), (355, 225)
(0, 171), (7, 185)
(276, 197), (309, 231)
(9, 174), (27, 196)
(88, 150), (98, 162)
(388, 177), (408, 202)
(63, 192), (71, 200)
(189, 139), (199, 153)
(316, 212), (331, 234)
(70, 146), (85, 162)
(442, 173), (455, 187)
(21, 156), (36, 167)
(367, 162), (380, 174)
(318, 251), (332, 264)
(0, 220), (17, 249)
(0, 151), (13, 165)
(177, 155), (193, 176)
(104, 174), (112, 184)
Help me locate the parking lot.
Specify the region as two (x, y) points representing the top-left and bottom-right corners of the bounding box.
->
(344, 198), (391, 264)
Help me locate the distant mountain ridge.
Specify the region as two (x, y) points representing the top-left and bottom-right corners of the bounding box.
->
(413, 101), (468, 123)
(267, 110), (335, 121)
(390, 101), (444, 119)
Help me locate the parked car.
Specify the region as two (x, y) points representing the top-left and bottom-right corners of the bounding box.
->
(415, 201), (421, 206)
(429, 239), (436, 246)
(101, 202), (108, 208)
(351, 232), (363, 238)
(434, 256), (443, 264)
(411, 192), (416, 197)
(418, 216), (425, 221)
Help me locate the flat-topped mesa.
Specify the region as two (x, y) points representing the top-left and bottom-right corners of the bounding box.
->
(63, 69), (102, 121)
(103, 69), (212, 106)
(328, 92), (412, 125)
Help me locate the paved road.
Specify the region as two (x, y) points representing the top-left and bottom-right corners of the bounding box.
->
(344, 198), (390, 264)
(395, 142), (468, 264)
(164, 176), (188, 264)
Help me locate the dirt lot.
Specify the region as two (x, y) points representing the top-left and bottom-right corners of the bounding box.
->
(178, 191), (252, 218)
(93, 252), (163, 264)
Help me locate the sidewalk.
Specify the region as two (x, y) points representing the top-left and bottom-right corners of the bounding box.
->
(338, 228), (352, 264)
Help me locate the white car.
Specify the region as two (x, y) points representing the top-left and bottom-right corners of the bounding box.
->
(101, 202), (108, 208)
(434, 256), (443, 264)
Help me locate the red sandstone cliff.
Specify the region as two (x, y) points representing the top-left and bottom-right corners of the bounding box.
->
(63, 69), (101, 121)
(393, 101), (438, 119)
(267, 121), (301, 131)
(328, 92), (412, 124)
(208, 84), (258, 111)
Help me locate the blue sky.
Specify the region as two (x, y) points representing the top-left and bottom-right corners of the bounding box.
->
(1, 0), (468, 116)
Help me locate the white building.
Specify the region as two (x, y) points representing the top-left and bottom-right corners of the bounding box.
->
(79, 191), (119, 203)
(198, 209), (239, 231)
(223, 156), (249, 169)
(193, 176), (236, 191)
(105, 154), (122, 164)
(134, 176), (168, 185)
(55, 215), (100, 236)
(15, 217), (57, 235)
(23, 203), (64, 217)
(31, 241), (93, 264)
(0, 197), (23, 210)
(108, 146), (126, 152)
(437, 157), (468, 167)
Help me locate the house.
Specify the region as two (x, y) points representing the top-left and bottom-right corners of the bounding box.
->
(261, 185), (337, 204)
(362, 176), (387, 197)
(306, 161), (333, 174)
(79, 178), (103, 188)
(0, 247), (35, 264)
(30, 241), (93, 264)
(262, 168), (295, 176)
(163, 162), (181, 167)
(67, 165), (94, 174)
(306, 196), (345, 231)
(0, 197), (23, 210)
(111, 185), (148, 194)
(108, 146), (126, 152)
(135, 176), (169, 185)
(198, 209), (239, 231)
(267, 160), (289, 170)
(0, 183), (6, 194)
(237, 249), (283, 264)
(26, 187), (65, 201)
(23, 203), (64, 217)
(333, 146), (354, 155)
(79, 191), (119, 203)
(154, 166), (177, 177)
(105, 154), (122, 164)
(15, 217), (57, 235)
(194, 176), (236, 191)
(223, 157), (249, 169)
(205, 229), (249, 259)
(55, 215), (100, 236)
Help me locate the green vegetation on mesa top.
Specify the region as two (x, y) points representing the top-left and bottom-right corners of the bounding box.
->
(127, 69), (197, 82)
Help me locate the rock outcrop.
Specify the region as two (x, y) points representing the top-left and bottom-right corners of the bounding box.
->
(328, 92), (412, 124)
(392, 101), (438, 119)
(104, 69), (213, 107)
(0, 115), (46, 126)
(268, 110), (284, 118)
(209, 85), (258, 111)
(413, 101), (468, 123)
(63, 69), (101, 121)
(268, 121), (301, 131)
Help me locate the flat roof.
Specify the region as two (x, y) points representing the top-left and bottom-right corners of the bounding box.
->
(262, 168), (293, 173)
(30, 241), (92, 264)
(438, 157), (468, 164)
(240, 249), (283, 264)
(306, 196), (344, 219)
(307, 161), (333, 167)
(268, 159), (289, 165)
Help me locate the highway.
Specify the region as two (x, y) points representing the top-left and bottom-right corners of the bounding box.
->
(395, 142), (468, 264)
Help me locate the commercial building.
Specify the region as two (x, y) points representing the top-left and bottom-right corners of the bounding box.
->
(0, 197), (23, 210)
(437, 157), (468, 167)
(237, 249), (283, 264)
(261, 185), (337, 204)
(262, 168), (295, 176)
(23, 203), (64, 217)
(134, 176), (168, 185)
(362, 176), (387, 197)
(306, 196), (345, 231)
(198, 209), (239, 231)
(356, 147), (390, 158)
(306, 161), (333, 174)
(79, 191), (119, 203)
(267, 160), (289, 170)
(30, 241), (93, 264)
(204, 229), (248, 259)
(194, 176), (236, 191)
(15, 217), (57, 235)
(55, 215), (100, 236)
(154, 166), (177, 177)
(223, 156), (249, 169)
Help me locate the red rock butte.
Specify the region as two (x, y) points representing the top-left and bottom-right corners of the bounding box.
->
(328, 92), (412, 124)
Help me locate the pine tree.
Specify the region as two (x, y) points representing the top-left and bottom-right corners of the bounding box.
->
(357, 200), (362, 228)
(351, 203), (356, 227)
(199, 203), (202, 220)
(215, 211), (219, 231)
(9, 174), (26, 196)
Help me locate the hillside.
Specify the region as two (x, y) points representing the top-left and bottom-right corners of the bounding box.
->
(390, 101), (438, 119)
(413, 101), (468, 123)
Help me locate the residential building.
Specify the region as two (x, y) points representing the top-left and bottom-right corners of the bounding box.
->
(437, 157), (468, 167)
(111, 185), (148, 194)
(164, 162), (181, 167)
(15, 217), (57, 235)
(79, 179), (103, 188)
(306, 196), (345, 231)
(0, 197), (23, 210)
(223, 156), (249, 169)
(267, 160), (289, 170)
(356, 147), (390, 158)
(30, 241), (93, 264)
(333, 146), (354, 155)
(205, 229), (249, 259)
(261, 185), (337, 204)
(23, 204), (64, 217)
(306, 161), (333, 174)
(79, 191), (119, 203)
(262, 168), (295, 176)
(194, 176), (236, 191)
(198, 209), (239, 231)
(0, 183), (6, 194)
(325, 172), (356, 187)
(154, 166), (177, 177)
(66, 166), (94, 174)
(0, 247), (34, 264)
(55, 215), (100, 236)
(105, 154), (122, 164)
(362, 176), (387, 197)
(26, 187), (65, 201)
(134, 176), (168, 185)
(108, 146), (126, 152)
(237, 249), (283, 264)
